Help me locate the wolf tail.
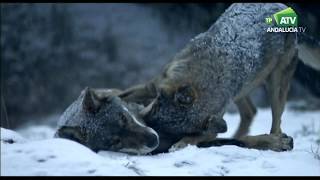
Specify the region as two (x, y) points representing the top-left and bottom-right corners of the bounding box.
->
(296, 33), (320, 97)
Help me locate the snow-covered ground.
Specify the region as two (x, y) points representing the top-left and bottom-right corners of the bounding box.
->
(1, 106), (320, 176)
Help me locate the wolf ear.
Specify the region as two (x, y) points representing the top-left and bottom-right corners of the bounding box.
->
(215, 117), (227, 133)
(207, 116), (227, 133)
(82, 87), (101, 113)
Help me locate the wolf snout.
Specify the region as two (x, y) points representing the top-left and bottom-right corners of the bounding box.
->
(145, 132), (159, 149)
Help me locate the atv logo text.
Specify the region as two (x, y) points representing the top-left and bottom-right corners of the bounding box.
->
(265, 7), (306, 33)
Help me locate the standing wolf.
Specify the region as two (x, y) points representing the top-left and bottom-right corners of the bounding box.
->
(57, 3), (320, 154)
(120, 3), (319, 152)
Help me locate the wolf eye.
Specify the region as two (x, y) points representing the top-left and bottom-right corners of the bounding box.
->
(174, 85), (195, 106)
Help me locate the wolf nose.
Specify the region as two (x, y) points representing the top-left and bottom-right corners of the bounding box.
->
(146, 133), (159, 149)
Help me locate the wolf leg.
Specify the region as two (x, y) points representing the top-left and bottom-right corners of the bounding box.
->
(266, 51), (298, 135)
(169, 115), (227, 152)
(233, 96), (257, 138)
(238, 34), (298, 152)
(168, 132), (218, 152)
(251, 35), (299, 151)
(239, 133), (293, 151)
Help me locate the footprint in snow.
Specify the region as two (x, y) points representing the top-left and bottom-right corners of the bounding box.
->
(174, 160), (195, 168)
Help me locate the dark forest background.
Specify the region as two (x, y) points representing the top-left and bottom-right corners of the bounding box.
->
(1, 3), (320, 129)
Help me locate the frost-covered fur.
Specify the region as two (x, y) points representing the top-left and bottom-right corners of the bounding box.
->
(56, 3), (320, 154)
(121, 3), (318, 152)
(55, 87), (159, 155)
(124, 4), (283, 132)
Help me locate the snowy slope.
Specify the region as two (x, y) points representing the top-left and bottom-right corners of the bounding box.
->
(1, 107), (320, 176)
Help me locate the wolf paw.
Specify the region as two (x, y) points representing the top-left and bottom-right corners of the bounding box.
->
(168, 141), (188, 152)
(269, 133), (294, 152)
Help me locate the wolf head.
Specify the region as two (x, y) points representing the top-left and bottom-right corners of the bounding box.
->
(140, 37), (228, 136)
(141, 82), (227, 137)
(55, 87), (159, 155)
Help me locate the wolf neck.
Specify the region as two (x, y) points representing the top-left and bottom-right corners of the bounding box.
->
(156, 4), (291, 113)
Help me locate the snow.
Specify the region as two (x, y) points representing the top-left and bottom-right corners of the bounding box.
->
(1, 106), (320, 176)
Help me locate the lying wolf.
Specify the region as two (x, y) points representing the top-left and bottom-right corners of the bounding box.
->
(56, 3), (319, 154)
(55, 87), (160, 154)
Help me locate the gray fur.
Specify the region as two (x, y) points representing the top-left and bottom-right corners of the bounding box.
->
(56, 3), (320, 154)
(142, 3), (288, 137)
(128, 3), (317, 152)
(55, 87), (159, 154)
